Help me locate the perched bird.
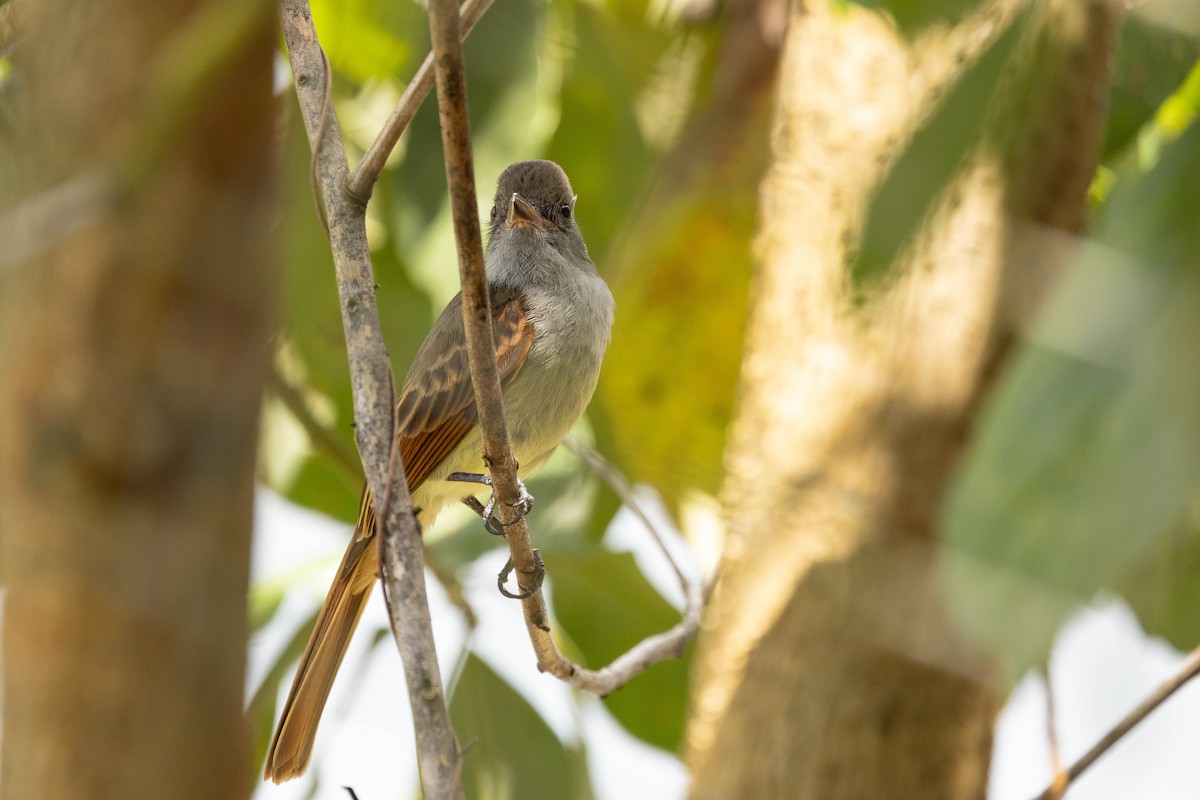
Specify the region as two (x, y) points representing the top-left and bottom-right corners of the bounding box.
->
(265, 160), (614, 782)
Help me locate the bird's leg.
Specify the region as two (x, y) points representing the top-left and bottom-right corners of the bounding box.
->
(449, 472), (535, 535)
(448, 472), (492, 488)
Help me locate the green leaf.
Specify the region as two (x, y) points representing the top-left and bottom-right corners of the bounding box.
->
(286, 453), (361, 520)
(1121, 516), (1200, 650)
(1101, 16), (1200, 164)
(310, 0), (423, 83)
(942, 122), (1200, 676)
(851, 6), (1023, 287)
(545, 1), (665, 262)
(591, 184), (754, 502)
(546, 549), (691, 751)
(450, 655), (592, 800)
(847, 0), (981, 33)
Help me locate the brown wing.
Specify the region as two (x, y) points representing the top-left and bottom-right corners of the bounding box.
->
(336, 287), (532, 578)
(395, 286), (534, 488)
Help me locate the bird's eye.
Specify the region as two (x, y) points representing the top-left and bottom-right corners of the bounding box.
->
(560, 204), (572, 220)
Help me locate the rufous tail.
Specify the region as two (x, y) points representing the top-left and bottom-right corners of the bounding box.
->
(264, 490), (379, 783)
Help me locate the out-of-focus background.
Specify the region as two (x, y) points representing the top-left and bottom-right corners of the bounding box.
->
(250, 488), (1200, 799)
(2, 0), (1199, 797)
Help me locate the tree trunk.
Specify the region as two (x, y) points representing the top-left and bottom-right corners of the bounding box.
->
(0, 2), (276, 798)
(686, 1), (1117, 797)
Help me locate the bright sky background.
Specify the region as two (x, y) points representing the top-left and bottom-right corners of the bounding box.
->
(249, 487), (1200, 800)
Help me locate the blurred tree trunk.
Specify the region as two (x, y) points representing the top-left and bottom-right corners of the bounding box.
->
(0, 2), (276, 798)
(686, 1), (1117, 797)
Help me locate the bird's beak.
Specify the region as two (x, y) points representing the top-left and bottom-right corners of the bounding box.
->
(506, 193), (550, 229)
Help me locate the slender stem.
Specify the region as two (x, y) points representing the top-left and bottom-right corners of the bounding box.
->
(345, 0), (496, 202)
(425, 0), (705, 694)
(1030, 645), (1200, 800)
(277, 3), (462, 797)
(1042, 665), (1067, 800)
(424, 0), (523, 552)
(425, 0), (557, 648)
(564, 439), (691, 598)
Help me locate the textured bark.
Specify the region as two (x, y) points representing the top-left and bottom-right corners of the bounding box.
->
(0, 2), (276, 798)
(686, 1), (1118, 797)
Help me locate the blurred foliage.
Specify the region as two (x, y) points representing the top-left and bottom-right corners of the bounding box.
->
(450, 655), (594, 800)
(548, 548), (692, 750)
(836, 0), (1200, 681)
(595, 170), (758, 500)
(852, 3), (1024, 287)
(846, 0), (979, 34)
(1101, 13), (1200, 162)
(943, 120), (1200, 676)
(577, 14), (774, 504)
(310, 0), (423, 82)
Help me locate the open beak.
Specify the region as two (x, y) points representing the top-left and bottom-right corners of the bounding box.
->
(506, 193), (550, 228)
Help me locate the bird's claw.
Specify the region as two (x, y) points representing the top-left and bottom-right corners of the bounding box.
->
(449, 472), (533, 536)
(482, 479), (533, 536)
(497, 551), (545, 599)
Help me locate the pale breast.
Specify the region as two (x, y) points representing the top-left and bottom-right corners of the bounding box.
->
(504, 272), (614, 471)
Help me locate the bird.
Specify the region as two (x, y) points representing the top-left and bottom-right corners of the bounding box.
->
(264, 160), (614, 782)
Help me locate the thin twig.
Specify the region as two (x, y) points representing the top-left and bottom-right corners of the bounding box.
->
(423, 0), (521, 539)
(426, 0), (704, 692)
(278, 3), (462, 798)
(426, 0), (555, 635)
(1042, 666), (1067, 800)
(1030, 645), (1200, 800)
(344, 0), (497, 202)
(564, 439), (693, 599)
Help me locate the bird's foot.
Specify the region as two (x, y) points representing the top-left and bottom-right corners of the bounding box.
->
(497, 550), (545, 600)
(449, 472), (534, 536)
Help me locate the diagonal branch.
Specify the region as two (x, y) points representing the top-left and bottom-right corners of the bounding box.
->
(426, 0), (703, 696)
(425, 0), (525, 550)
(1029, 645), (1200, 800)
(1041, 665), (1067, 800)
(345, 0), (497, 202)
(277, 2), (462, 797)
(564, 439), (694, 599)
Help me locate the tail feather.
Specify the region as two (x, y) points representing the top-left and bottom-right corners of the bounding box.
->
(264, 492), (379, 783)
